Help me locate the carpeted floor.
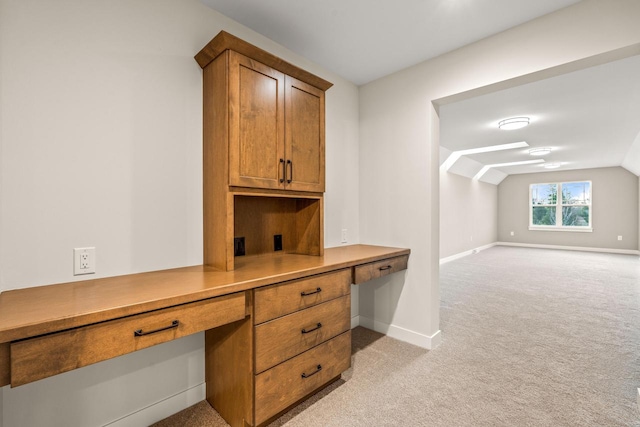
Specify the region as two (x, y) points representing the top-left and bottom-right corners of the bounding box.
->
(153, 246), (640, 426)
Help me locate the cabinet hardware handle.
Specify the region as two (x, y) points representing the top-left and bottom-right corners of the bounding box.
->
(301, 322), (322, 334)
(134, 320), (179, 337)
(379, 265), (392, 271)
(301, 287), (322, 297)
(286, 159), (293, 184)
(301, 364), (322, 379)
(279, 158), (285, 183)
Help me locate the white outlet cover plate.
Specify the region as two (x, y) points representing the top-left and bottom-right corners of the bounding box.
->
(74, 247), (96, 275)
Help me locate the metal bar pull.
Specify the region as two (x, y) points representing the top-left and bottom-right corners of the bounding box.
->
(286, 159), (292, 184)
(301, 322), (322, 334)
(379, 265), (392, 271)
(301, 364), (322, 379)
(279, 158), (285, 183)
(301, 287), (322, 297)
(134, 320), (179, 337)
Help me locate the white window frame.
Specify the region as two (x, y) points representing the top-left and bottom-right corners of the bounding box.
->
(529, 181), (593, 232)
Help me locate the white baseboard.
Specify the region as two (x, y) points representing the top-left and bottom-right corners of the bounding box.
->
(497, 241), (640, 256)
(351, 315), (360, 329)
(105, 382), (205, 427)
(358, 316), (441, 350)
(439, 242), (497, 265)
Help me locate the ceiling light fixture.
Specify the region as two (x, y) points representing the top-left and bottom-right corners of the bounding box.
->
(529, 147), (551, 156)
(543, 162), (561, 169)
(498, 117), (530, 130)
(473, 159), (544, 180)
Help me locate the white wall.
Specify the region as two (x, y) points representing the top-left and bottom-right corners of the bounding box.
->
(440, 171), (498, 259)
(358, 0), (640, 347)
(0, 0), (360, 425)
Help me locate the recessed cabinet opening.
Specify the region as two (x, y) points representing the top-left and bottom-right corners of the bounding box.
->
(234, 195), (323, 258)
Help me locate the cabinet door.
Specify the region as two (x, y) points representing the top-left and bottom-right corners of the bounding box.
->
(229, 51), (285, 189)
(284, 76), (325, 192)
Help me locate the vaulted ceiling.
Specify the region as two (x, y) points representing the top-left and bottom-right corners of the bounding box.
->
(439, 54), (640, 184)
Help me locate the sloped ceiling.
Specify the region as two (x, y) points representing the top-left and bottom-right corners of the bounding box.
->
(439, 54), (640, 184)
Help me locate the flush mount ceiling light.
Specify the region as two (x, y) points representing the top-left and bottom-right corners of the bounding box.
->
(529, 147), (551, 156)
(543, 162), (561, 169)
(498, 117), (530, 130)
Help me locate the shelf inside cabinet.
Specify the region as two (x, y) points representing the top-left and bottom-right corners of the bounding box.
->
(234, 195), (323, 259)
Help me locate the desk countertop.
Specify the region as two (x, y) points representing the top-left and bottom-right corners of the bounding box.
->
(0, 244), (409, 343)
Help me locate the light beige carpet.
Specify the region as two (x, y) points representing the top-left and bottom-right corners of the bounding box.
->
(153, 247), (640, 426)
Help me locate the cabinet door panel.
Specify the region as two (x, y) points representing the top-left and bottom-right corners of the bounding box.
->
(285, 76), (325, 192)
(229, 52), (285, 189)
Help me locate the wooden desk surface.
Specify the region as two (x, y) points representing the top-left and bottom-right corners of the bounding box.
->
(0, 245), (409, 343)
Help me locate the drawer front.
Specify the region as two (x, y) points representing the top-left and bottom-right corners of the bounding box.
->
(254, 268), (351, 324)
(255, 330), (351, 425)
(353, 255), (409, 284)
(11, 292), (246, 387)
(255, 294), (350, 374)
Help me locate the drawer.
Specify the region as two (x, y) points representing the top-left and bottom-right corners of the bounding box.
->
(254, 294), (350, 374)
(254, 268), (351, 324)
(353, 255), (409, 284)
(254, 330), (351, 426)
(10, 292), (246, 387)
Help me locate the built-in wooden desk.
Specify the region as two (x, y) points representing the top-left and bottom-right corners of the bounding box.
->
(0, 244), (409, 426)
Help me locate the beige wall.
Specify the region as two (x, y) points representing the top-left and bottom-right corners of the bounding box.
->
(498, 167), (639, 250)
(0, 1), (360, 426)
(359, 0), (640, 346)
(440, 171), (497, 259)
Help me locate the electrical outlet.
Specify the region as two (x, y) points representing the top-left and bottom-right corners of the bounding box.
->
(234, 237), (245, 256)
(74, 247), (95, 275)
(510, 231), (515, 236)
(274, 234), (283, 251)
(618, 235), (623, 241)
(341, 229), (348, 244)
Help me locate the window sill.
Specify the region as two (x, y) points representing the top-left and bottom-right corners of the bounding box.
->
(528, 226), (593, 233)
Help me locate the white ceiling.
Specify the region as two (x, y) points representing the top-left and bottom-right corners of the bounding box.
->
(201, 0), (580, 86)
(201, 0), (639, 184)
(439, 54), (640, 183)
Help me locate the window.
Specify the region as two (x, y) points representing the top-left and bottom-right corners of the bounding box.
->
(529, 181), (592, 231)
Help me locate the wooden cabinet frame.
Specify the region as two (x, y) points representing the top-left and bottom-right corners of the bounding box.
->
(199, 33), (331, 271)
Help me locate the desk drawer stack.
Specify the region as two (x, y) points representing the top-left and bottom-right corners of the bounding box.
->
(205, 267), (354, 427)
(253, 269), (352, 425)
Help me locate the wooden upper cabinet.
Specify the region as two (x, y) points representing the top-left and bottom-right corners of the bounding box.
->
(285, 76), (325, 192)
(197, 32), (332, 269)
(229, 53), (325, 192)
(229, 52), (285, 190)
(196, 31), (331, 194)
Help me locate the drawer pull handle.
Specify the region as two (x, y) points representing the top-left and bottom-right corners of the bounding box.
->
(134, 320), (179, 337)
(379, 265), (392, 271)
(301, 364), (322, 379)
(301, 287), (322, 297)
(301, 322), (322, 334)
(279, 158), (285, 183)
(286, 159), (293, 184)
